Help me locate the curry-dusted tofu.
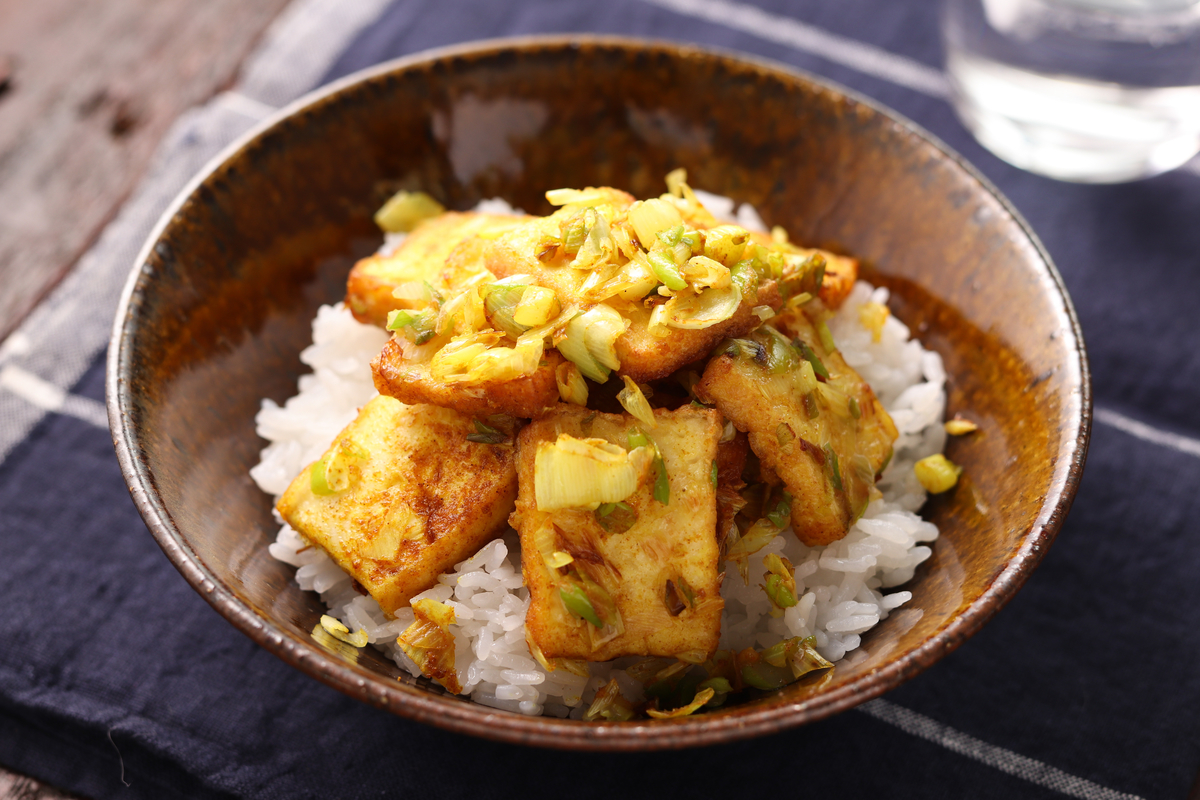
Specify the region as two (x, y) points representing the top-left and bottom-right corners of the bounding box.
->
(276, 396), (517, 616)
(696, 309), (897, 547)
(485, 208), (787, 382)
(372, 337), (564, 419)
(810, 250), (857, 310)
(512, 404), (725, 661)
(347, 212), (529, 328)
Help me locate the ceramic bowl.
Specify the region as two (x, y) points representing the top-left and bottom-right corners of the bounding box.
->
(107, 36), (1090, 750)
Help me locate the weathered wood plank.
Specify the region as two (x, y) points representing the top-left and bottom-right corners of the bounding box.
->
(0, 0), (293, 342)
(0, 767), (85, 799)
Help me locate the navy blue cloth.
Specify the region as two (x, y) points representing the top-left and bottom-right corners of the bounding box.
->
(2, 1), (1199, 798)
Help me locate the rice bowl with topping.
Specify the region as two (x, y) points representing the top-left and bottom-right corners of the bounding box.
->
(249, 188), (950, 719)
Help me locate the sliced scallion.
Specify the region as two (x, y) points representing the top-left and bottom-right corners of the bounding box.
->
(817, 320), (837, 353)
(647, 250), (688, 291)
(559, 581), (603, 628)
(824, 444), (843, 492)
(373, 190), (444, 233)
(794, 339), (829, 380)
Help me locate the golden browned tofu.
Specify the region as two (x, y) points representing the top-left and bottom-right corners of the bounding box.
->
(813, 250), (857, 310)
(513, 405), (725, 661)
(745, 229), (858, 311)
(613, 281), (783, 381)
(486, 220), (786, 383)
(346, 212), (529, 328)
(696, 311), (897, 546)
(276, 396), (517, 616)
(371, 336), (564, 419)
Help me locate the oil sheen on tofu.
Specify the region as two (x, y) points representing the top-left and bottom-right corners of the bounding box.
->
(346, 211), (529, 328)
(277, 396), (517, 616)
(697, 306), (898, 546)
(512, 405), (725, 662)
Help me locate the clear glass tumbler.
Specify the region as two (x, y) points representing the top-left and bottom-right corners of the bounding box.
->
(942, 0), (1200, 182)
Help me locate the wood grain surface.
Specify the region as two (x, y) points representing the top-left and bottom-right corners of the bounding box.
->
(0, 1), (291, 794)
(0, 768), (83, 800)
(0, 0), (292, 343)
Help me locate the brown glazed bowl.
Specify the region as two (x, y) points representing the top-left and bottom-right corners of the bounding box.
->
(107, 36), (1089, 750)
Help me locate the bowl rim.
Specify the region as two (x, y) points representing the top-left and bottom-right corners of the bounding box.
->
(107, 33), (1091, 750)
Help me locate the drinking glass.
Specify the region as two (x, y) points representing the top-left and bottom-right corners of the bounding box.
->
(942, 0), (1200, 182)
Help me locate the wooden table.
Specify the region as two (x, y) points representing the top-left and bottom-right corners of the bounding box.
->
(0, 1), (293, 794)
(0, 0), (292, 343)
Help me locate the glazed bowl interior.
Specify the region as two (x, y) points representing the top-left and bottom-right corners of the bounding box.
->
(108, 37), (1088, 750)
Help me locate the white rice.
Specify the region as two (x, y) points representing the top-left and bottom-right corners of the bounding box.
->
(250, 204), (947, 718)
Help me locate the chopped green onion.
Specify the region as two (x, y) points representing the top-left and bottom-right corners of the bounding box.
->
(725, 518), (779, 580)
(512, 286), (560, 327)
(653, 455), (670, 505)
(310, 457), (334, 495)
(594, 501), (637, 534)
(715, 337), (765, 364)
(481, 283), (530, 339)
(386, 308), (438, 344)
(824, 445), (843, 491)
(559, 582), (603, 628)
(817, 320), (837, 353)
(776, 422), (795, 452)
(766, 491), (792, 529)
(467, 419), (508, 445)
(373, 190), (444, 233)
(647, 250), (688, 291)
(764, 575), (796, 609)
(656, 223), (684, 248)
(555, 361), (589, 406)
(729, 260), (760, 298)
(740, 660), (791, 691)
(698, 676), (733, 695)
(627, 198), (684, 249)
(763, 328), (799, 375)
(320, 615), (369, 648)
(803, 392), (820, 419)
(584, 679), (636, 721)
(560, 211), (590, 256)
(535, 435), (652, 510)
(944, 416), (979, 435)
(645, 687), (715, 719)
(557, 305), (627, 383)
(617, 376), (658, 429)
(914, 453), (962, 494)
(794, 339), (829, 380)
(849, 396), (861, 419)
(627, 430), (670, 505)
(760, 637), (798, 668)
(704, 225), (750, 267)
(790, 636), (835, 680)
(710, 459), (719, 489)
(423, 281), (444, 307)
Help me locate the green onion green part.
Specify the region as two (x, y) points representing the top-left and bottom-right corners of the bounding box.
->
(559, 583), (603, 628)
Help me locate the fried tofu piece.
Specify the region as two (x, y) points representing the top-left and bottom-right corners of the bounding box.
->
(744, 229), (858, 311)
(513, 405), (725, 661)
(613, 281), (784, 381)
(276, 396), (517, 616)
(813, 250), (857, 310)
(486, 218), (786, 382)
(347, 212), (529, 328)
(371, 337), (564, 419)
(696, 311), (897, 546)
